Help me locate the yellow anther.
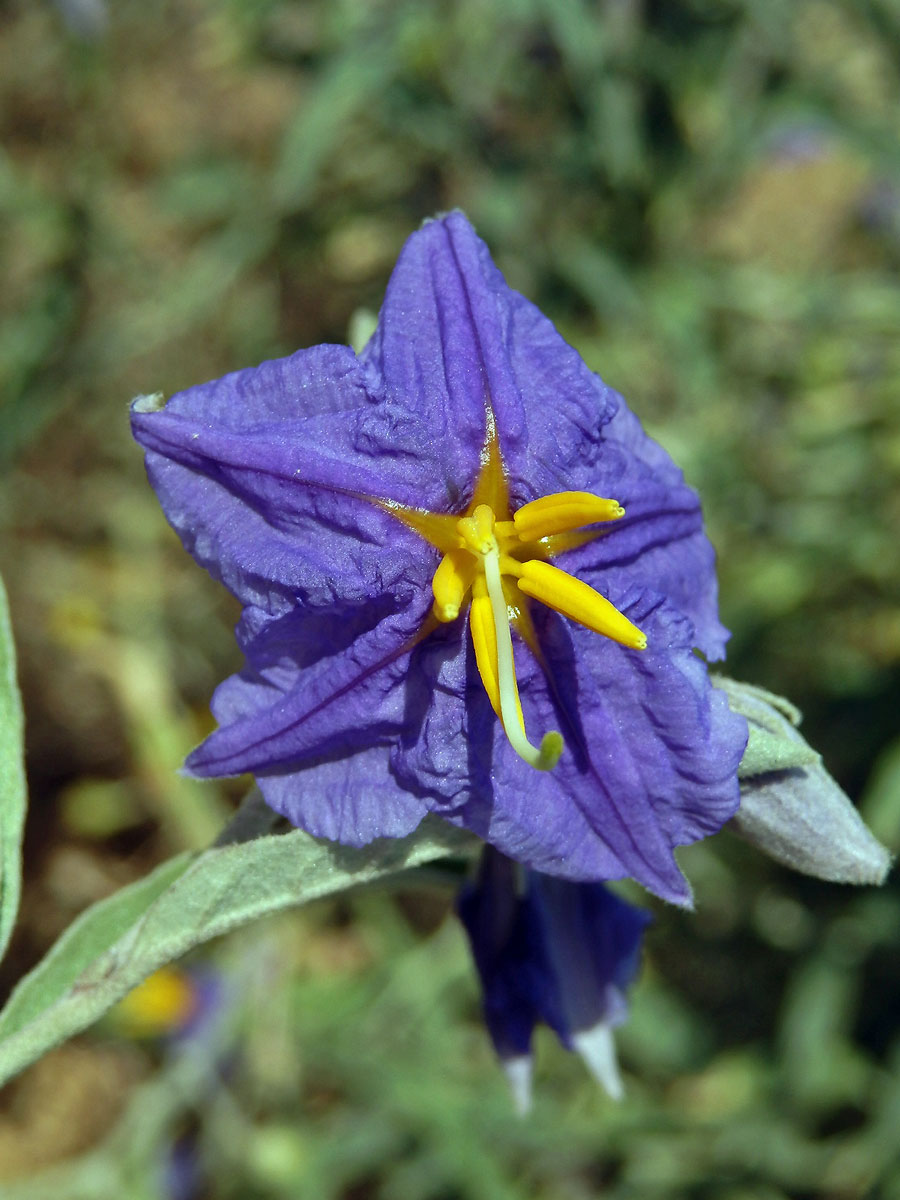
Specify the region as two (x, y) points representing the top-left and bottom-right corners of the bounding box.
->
(470, 586), (525, 728)
(516, 560), (647, 650)
(493, 519), (517, 538)
(432, 549), (477, 622)
(457, 503), (496, 555)
(470, 590), (502, 718)
(513, 491), (625, 541)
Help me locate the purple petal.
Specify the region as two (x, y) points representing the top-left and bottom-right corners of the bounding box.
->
(528, 873), (650, 1040)
(500, 286), (623, 500)
(359, 212), (619, 508)
(256, 746), (429, 845)
(186, 591), (431, 779)
(131, 345), (431, 615)
(359, 213), (522, 501)
(203, 605), (431, 847)
(555, 399), (730, 660)
(456, 851), (539, 1059)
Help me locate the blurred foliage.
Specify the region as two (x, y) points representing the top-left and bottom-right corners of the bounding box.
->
(0, 0), (899, 1196)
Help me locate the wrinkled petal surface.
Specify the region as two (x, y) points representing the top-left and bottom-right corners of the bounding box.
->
(186, 591), (430, 778)
(132, 344), (444, 617)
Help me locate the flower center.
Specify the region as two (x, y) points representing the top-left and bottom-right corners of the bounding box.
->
(381, 423), (647, 771)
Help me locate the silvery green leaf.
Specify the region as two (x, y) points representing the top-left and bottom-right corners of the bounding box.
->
(0, 812), (477, 1088)
(714, 676), (818, 779)
(348, 307), (378, 354)
(715, 676), (892, 886)
(0, 573), (28, 963)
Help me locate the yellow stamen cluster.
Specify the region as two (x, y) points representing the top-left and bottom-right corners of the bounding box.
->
(385, 428), (647, 771)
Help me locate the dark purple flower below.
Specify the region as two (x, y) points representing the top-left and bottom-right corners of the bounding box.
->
(131, 210), (747, 905)
(458, 848), (651, 1110)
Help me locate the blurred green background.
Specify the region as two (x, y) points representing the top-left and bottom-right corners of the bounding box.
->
(1, 0), (899, 1196)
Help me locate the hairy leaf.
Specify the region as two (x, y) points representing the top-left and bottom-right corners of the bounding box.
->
(0, 573), (27, 963)
(0, 812), (476, 1087)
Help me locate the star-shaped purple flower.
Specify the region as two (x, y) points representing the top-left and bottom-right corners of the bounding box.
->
(131, 210), (746, 905)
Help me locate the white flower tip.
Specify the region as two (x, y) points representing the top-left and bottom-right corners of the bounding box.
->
(132, 392), (167, 414)
(571, 1024), (624, 1101)
(842, 839), (893, 887)
(502, 1055), (533, 1116)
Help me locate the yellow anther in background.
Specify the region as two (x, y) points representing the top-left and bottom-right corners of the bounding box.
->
(513, 491), (625, 541)
(516, 560), (647, 650)
(432, 549), (477, 621)
(111, 966), (196, 1037)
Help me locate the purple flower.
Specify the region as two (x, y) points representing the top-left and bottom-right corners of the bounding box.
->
(458, 848), (650, 1110)
(131, 211), (746, 905)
